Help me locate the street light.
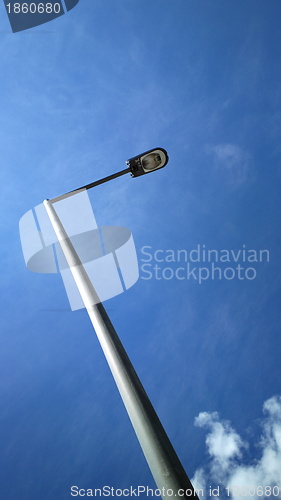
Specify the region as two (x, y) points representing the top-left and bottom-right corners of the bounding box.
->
(49, 148), (169, 203)
(43, 148), (198, 500)
(126, 147), (169, 176)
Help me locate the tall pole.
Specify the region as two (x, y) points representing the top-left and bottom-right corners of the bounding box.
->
(44, 199), (198, 500)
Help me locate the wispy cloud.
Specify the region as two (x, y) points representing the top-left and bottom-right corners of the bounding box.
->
(206, 143), (252, 187)
(192, 396), (281, 500)
(195, 411), (245, 477)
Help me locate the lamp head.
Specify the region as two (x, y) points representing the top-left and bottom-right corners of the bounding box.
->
(126, 148), (169, 177)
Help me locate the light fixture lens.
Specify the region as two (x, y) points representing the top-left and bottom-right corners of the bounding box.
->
(141, 152), (162, 172)
(127, 147), (169, 177)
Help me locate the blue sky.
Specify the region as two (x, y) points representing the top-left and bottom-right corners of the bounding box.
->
(1, 1), (281, 499)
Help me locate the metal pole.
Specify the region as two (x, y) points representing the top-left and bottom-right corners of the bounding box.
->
(49, 167), (131, 203)
(44, 199), (198, 500)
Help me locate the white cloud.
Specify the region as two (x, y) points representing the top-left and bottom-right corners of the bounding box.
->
(192, 468), (207, 495)
(206, 143), (251, 187)
(194, 411), (245, 484)
(192, 396), (281, 500)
